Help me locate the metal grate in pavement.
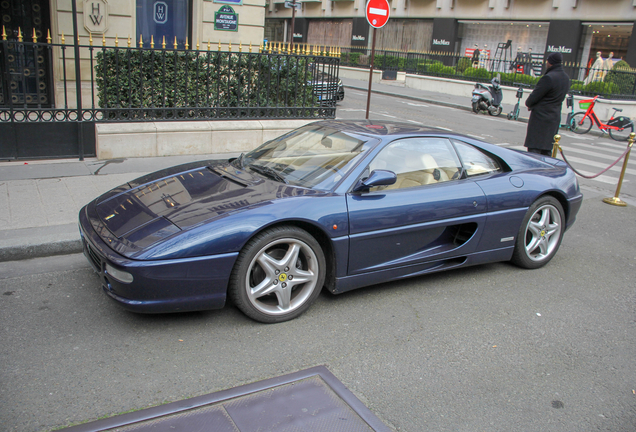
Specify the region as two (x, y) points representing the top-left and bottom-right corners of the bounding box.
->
(60, 366), (391, 432)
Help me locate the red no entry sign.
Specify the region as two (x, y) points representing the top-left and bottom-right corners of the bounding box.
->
(365, 0), (389, 28)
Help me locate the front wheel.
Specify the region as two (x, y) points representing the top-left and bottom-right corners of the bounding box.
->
(569, 112), (593, 134)
(488, 105), (503, 116)
(228, 226), (326, 323)
(511, 196), (565, 269)
(608, 120), (634, 141)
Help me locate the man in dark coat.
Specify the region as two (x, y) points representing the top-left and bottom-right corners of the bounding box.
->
(523, 52), (571, 155)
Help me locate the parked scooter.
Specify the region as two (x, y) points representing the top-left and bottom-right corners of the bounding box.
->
(560, 92), (576, 129)
(507, 82), (530, 120)
(472, 76), (503, 116)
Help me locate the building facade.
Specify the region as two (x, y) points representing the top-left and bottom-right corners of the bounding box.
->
(2, 0), (635, 110)
(265, 0), (636, 69)
(1, 0), (266, 109)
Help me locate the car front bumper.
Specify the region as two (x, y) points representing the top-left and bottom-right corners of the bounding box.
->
(79, 207), (238, 314)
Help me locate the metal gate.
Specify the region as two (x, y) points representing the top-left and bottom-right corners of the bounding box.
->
(0, 0), (95, 160)
(0, 35), (96, 160)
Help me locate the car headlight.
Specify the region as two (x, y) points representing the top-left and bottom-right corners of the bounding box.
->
(105, 263), (134, 284)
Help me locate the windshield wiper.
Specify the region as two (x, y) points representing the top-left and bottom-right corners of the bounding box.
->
(230, 153), (246, 169)
(248, 164), (288, 184)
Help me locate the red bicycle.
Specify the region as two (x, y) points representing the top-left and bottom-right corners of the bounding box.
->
(569, 95), (634, 141)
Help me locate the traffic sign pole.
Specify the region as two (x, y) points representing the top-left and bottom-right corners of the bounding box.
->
(365, 28), (376, 120)
(364, 0), (389, 119)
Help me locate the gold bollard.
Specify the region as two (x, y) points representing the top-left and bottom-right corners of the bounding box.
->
(551, 134), (561, 158)
(602, 132), (634, 207)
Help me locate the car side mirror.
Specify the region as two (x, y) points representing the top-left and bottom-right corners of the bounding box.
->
(352, 170), (397, 192)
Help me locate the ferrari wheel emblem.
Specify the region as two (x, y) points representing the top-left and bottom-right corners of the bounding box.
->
(279, 273), (287, 282)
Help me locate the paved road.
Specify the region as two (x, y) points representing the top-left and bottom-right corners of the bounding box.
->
(1, 195), (635, 432)
(1, 92), (636, 431)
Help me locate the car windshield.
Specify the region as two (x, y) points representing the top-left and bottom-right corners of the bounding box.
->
(238, 124), (371, 190)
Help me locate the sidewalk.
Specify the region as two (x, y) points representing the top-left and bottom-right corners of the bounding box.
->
(0, 154), (239, 262)
(0, 78), (522, 262)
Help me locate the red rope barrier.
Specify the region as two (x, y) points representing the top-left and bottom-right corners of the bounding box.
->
(558, 145), (631, 179)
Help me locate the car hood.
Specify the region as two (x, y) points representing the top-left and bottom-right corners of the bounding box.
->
(92, 162), (322, 252)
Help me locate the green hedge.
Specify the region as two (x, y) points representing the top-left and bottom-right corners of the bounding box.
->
(427, 62), (457, 76)
(457, 57), (471, 73)
(571, 80), (620, 95)
(605, 60), (636, 95)
(463, 67), (491, 79)
(95, 49), (319, 116)
(344, 52), (362, 65)
(498, 72), (539, 86)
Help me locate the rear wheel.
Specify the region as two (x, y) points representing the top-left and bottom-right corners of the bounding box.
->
(229, 226), (326, 323)
(608, 120), (634, 141)
(488, 105), (503, 116)
(472, 102), (480, 113)
(511, 196), (564, 269)
(569, 112), (592, 134)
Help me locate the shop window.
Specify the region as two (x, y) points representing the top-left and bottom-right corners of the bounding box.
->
(136, 0), (191, 48)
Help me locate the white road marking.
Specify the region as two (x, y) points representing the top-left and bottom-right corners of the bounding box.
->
(570, 139), (632, 151)
(558, 144), (625, 158)
(559, 132), (594, 140)
(556, 154), (636, 176)
(569, 171), (625, 184)
(405, 102), (429, 107)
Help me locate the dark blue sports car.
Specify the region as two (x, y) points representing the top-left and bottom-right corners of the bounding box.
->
(79, 120), (583, 323)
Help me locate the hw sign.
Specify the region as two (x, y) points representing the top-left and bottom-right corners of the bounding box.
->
(83, 0), (109, 34)
(365, 0), (389, 29)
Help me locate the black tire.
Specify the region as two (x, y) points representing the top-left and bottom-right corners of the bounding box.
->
(569, 112), (593, 134)
(608, 120), (634, 142)
(488, 105), (503, 116)
(228, 226), (326, 323)
(511, 196), (565, 269)
(472, 102), (480, 114)
(507, 112), (512, 120)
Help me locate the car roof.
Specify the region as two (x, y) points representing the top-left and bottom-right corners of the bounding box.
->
(312, 119), (447, 139)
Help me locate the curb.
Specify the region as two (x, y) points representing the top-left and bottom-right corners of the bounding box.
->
(0, 224), (83, 263)
(0, 240), (83, 262)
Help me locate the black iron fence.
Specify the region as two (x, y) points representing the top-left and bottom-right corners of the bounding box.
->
(0, 35), (340, 123)
(340, 47), (636, 100)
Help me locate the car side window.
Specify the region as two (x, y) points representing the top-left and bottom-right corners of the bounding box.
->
(452, 140), (502, 177)
(367, 138), (463, 191)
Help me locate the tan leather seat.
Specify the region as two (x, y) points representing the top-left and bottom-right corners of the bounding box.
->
(373, 148), (457, 191)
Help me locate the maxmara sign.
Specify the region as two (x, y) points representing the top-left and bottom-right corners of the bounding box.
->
(547, 45), (573, 54)
(432, 39), (450, 46)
